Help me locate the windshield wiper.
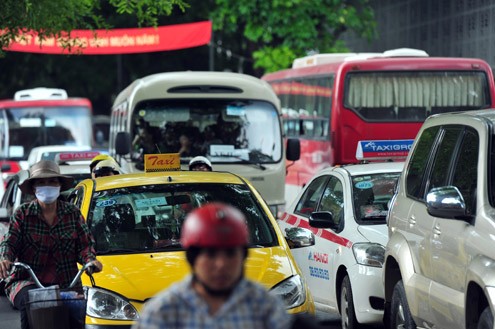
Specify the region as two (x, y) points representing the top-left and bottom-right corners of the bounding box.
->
(148, 241), (183, 251)
(215, 154), (267, 170)
(97, 248), (139, 255)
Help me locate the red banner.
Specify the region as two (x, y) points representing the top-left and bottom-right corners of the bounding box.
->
(4, 21), (211, 55)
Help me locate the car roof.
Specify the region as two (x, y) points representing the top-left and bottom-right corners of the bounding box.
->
(28, 145), (93, 165)
(59, 164), (91, 175)
(317, 161), (405, 177)
(426, 108), (495, 124)
(85, 170), (247, 191)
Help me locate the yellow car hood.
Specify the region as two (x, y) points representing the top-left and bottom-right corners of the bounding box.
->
(83, 246), (296, 301)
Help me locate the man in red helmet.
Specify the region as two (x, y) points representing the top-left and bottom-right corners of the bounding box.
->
(132, 202), (293, 329)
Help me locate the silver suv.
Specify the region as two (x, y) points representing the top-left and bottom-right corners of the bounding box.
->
(383, 110), (495, 329)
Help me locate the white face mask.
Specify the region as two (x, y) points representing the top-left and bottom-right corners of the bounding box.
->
(35, 186), (61, 204)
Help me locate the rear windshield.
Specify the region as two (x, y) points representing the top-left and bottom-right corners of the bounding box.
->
(87, 183), (279, 254)
(352, 172), (402, 224)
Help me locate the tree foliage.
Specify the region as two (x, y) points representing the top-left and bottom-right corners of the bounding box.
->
(0, 0), (188, 55)
(210, 0), (376, 72)
(0, 0), (377, 113)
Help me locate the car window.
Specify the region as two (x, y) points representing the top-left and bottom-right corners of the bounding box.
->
(318, 176), (344, 230)
(406, 126), (440, 199)
(68, 185), (85, 209)
(295, 176), (328, 216)
(87, 183), (278, 252)
(451, 128), (479, 216)
(0, 179), (17, 209)
(428, 127), (463, 192)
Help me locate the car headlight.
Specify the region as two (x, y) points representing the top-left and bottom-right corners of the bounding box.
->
(352, 243), (385, 267)
(86, 287), (139, 320)
(270, 275), (306, 309)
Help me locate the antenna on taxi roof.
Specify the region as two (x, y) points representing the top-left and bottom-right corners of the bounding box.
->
(155, 144), (162, 154)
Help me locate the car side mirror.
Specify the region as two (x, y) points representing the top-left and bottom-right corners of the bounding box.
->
(309, 211), (339, 231)
(284, 227), (315, 249)
(115, 132), (131, 155)
(286, 138), (300, 161)
(426, 186), (468, 220)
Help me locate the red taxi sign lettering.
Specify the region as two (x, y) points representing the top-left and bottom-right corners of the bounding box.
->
(58, 151), (101, 161)
(144, 153), (181, 172)
(356, 140), (414, 161)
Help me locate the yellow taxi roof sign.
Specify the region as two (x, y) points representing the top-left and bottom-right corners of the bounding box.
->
(144, 153), (181, 172)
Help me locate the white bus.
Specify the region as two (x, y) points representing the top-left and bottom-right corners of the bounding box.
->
(109, 71), (300, 216)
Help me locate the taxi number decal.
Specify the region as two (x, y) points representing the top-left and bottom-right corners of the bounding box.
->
(309, 266), (329, 280)
(96, 199), (116, 207)
(355, 181), (373, 189)
(135, 197), (167, 208)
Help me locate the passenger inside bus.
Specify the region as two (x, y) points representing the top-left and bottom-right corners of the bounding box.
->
(159, 128), (179, 153)
(132, 119), (155, 154)
(198, 125), (222, 154)
(178, 134), (200, 157)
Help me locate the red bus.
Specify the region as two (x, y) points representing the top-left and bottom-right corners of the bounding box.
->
(262, 48), (495, 205)
(0, 88), (94, 175)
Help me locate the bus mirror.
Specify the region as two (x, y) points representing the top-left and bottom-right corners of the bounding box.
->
(286, 138), (300, 161)
(115, 132), (131, 155)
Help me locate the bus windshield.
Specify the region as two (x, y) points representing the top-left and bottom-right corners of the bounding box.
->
(131, 98), (282, 164)
(0, 106), (93, 160)
(345, 71), (490, 121)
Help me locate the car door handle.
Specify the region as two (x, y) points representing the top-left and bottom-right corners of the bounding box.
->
(408, 215), (416, 226)
(433, 224), (441, 236)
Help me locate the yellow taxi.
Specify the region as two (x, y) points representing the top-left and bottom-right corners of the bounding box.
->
(68, 154), (314, 327)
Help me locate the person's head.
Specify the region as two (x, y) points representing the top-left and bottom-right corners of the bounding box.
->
(19, 160), (74, 204)
(189, 156), (212, 171)
(90, 154), (114, 178)
(93, 159), (121, 178)
(179, 134), (191, 147)
(203, 126), (216, 140)
(180, 203), (249, 295)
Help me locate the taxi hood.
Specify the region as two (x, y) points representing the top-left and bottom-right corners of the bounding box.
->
(83, 246), (296, 301)
(356, 224), (388, 245)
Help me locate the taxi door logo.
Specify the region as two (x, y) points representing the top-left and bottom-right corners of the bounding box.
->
(308, 251), (329, 280)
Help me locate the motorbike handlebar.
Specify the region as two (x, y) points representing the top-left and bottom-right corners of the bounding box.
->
(9, 261), (95, 289)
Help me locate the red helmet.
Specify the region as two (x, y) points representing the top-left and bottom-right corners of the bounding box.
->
(180, 203), (249, 248)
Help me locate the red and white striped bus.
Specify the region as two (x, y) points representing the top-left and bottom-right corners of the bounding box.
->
(262, 48), (495, 205)
(0, 88), (94, 174)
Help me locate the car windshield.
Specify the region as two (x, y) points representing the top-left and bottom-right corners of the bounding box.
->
(0, 106), (93, 160)
(352, 172), (401, 224)
(87, 183), (279, 253)
(131, 98), (282, 165)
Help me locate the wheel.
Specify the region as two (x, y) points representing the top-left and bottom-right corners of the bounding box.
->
(477, 306), (493, 329)
(340, 275), (362, 329)
(390, 280), (416, 329)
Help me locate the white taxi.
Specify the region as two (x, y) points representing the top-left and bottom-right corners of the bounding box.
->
(278, 161), (403, 329)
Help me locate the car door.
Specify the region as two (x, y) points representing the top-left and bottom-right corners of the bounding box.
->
(400, 125), (443, 324)
(428, 126), (479, 328)
(288, 175), (334, 311)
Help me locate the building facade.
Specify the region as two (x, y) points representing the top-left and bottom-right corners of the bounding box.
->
(343, 0), (495, 68)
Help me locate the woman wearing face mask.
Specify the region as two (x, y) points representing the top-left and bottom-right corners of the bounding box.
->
(0, 160), (103, 329)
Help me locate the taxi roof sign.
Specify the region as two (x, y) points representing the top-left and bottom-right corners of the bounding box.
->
(145, 153), (181, 172)
(56, 151), (101, 163)
(356, 140), (414, 161)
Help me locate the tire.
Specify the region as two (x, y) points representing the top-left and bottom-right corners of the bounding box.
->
(477, 306), (493, 329)
(390, 280), (416, 329)
(340, 275), (362, 329)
